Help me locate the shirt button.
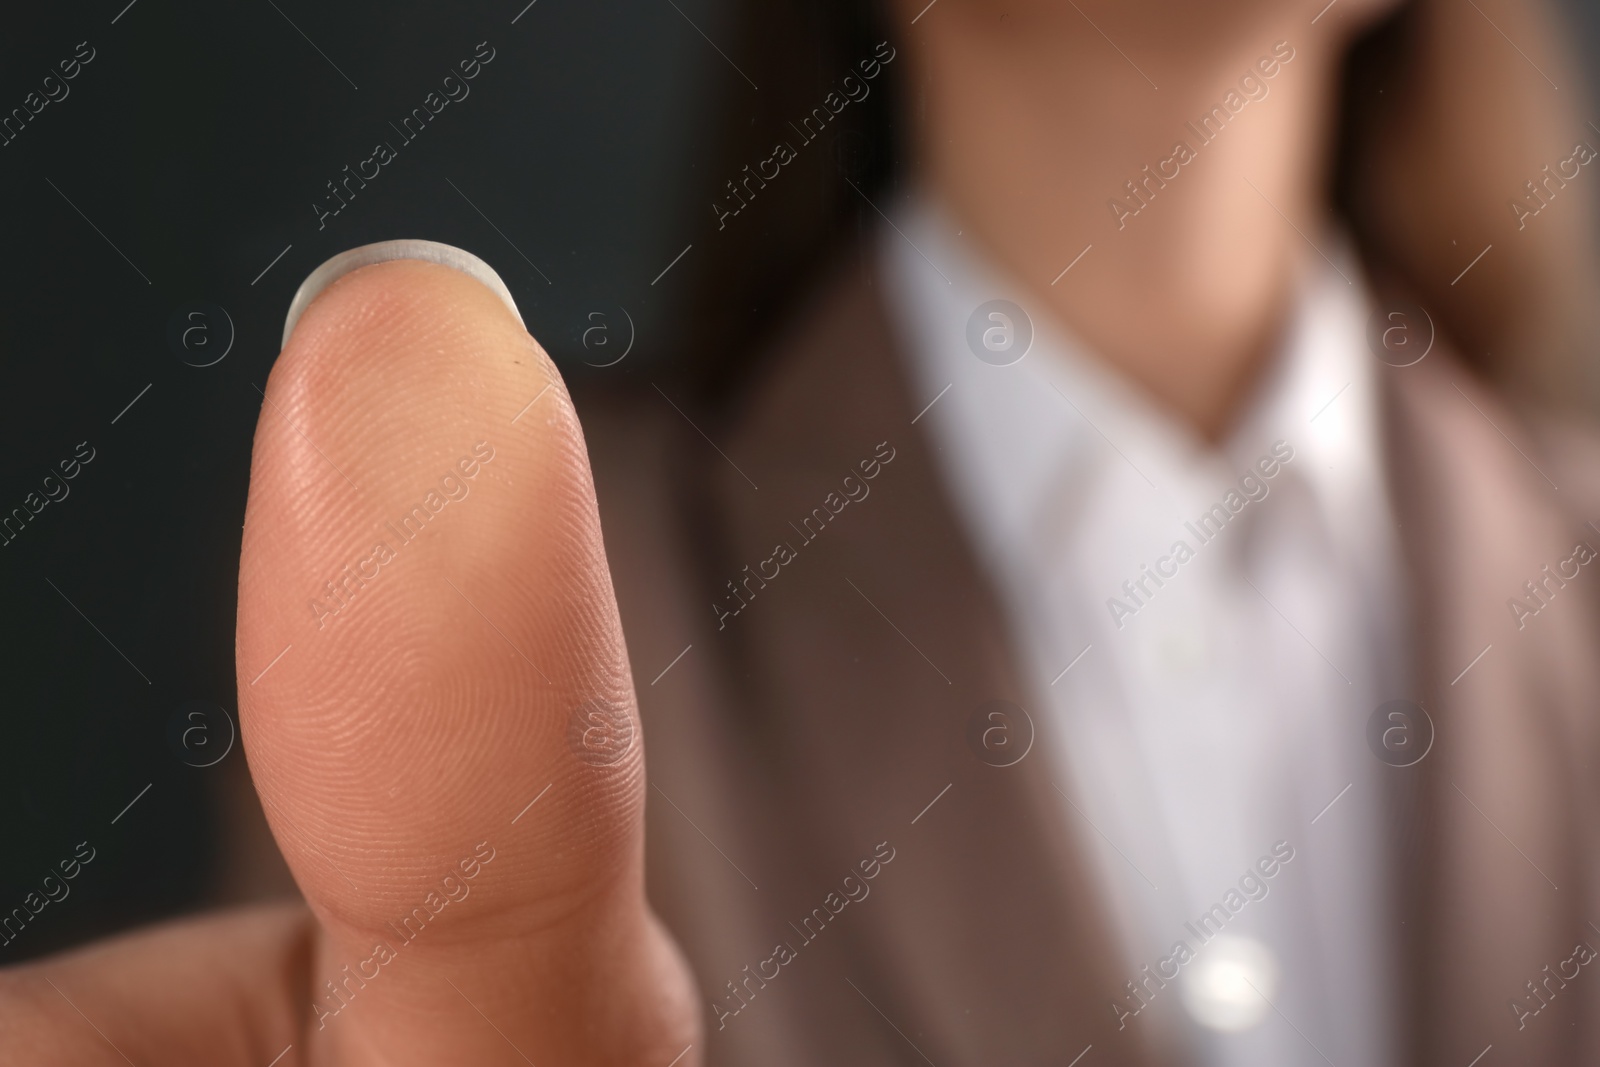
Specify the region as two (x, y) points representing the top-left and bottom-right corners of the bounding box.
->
(1140, 619), (1211, 678)
(1179, 933), (1279, 1032)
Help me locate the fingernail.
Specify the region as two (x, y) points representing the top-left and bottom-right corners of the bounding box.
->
(282, 240), (524, 347)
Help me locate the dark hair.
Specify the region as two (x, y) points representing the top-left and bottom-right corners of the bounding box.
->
(1334, 0), (1600, 412)
(676, 0), (899, 405)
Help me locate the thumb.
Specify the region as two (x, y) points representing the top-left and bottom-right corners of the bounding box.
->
(236, 242), (696, 1066)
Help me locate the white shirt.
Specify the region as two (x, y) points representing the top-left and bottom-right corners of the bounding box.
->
(882, 194), (1409, 1067)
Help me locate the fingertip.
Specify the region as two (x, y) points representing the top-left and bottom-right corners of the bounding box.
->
(282, 240), (524, 348)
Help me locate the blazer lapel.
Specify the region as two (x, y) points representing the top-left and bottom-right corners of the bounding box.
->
(1384, 354), (1600, 1066)
(705, 259), (1157, 1065)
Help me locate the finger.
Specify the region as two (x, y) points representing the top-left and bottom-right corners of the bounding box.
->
(0, 903), (313, 1066)
(236, 243), (696, 1065)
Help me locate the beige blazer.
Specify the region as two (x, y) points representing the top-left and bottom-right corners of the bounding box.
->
(582, 254), (1600, 1065)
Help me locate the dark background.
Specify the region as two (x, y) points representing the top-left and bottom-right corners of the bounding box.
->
(0, 0), (893, 962)
(0, 0), (1593, 963)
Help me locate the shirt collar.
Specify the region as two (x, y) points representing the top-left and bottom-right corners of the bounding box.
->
(879, 190), (1394, 587)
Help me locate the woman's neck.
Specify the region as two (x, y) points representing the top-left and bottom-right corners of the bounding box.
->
(906, 4), (1350, 439)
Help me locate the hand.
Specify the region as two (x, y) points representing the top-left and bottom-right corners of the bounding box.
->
(0, 254), (700, 1066)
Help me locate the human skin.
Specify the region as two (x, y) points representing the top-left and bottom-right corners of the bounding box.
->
(0, 262), (699, 1066)
(0, 2), (1405, 1061)
(893, 0), (1399, 439)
